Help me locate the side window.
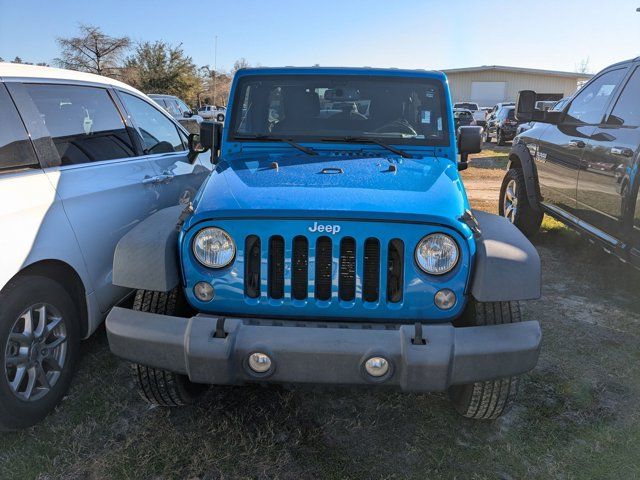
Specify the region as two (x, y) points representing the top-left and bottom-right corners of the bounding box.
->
(0, 84), (38, 171)
(565, 68), (626, 125)
(608, 67), (640, 127)
(120, 93), (185, 154)
(24, 84), (136, 166)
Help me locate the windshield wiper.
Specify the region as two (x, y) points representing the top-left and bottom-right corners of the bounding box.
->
(234, 134), (317, 156)
(321, 136), (413, 159)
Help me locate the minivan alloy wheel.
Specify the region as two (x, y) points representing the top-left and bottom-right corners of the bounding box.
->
(503, 179), (518, 222)
(4, 303), (67, 402)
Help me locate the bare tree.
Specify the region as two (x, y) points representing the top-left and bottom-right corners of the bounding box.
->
(55, 24), (131, 78)
(575, 57), (591, 74)
(232, 57), (251, 73)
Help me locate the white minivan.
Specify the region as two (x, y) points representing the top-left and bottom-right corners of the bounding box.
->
(0, 63), (212, 429)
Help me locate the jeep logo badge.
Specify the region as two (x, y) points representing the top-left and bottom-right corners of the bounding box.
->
(308, 222), (341, 235)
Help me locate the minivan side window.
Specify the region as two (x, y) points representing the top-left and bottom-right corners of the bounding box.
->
(24, 84), (136, 166)
(0, 84), (38, 171)
(120, 93), (185, 154)
(565, 68), (626, 125)
(608, 67), (640, 127)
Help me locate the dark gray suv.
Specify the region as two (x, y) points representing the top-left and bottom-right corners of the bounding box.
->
(499, 57), (640, 269)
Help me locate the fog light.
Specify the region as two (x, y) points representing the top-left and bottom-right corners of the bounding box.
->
(194, 282), (214, 302)
(434, 289), (456, 310)
(364, 357), (389, 377)
(248, 352), (272, 373)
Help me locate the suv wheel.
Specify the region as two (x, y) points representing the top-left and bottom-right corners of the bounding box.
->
(216, 113), (225, 122)
(130, 288), (208, 407)
(497, 129), (506, 146)
(499, 168), (543, 237)
(0, 275), (80, 430)
(449, 300), (521, 420)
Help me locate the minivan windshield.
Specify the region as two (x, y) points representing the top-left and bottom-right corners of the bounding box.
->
(231, 75), (450, 146)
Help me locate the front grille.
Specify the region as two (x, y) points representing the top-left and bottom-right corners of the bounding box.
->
(315, 236), (333, 301)
(243, 234), (405, 304)
(338, 238), (356, 301)
(268, 236), (285, 299)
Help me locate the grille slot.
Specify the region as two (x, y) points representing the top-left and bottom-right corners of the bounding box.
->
(387, 239), (404, 303)
(244, 235), (261, 298)
(291, 236), (309, 300)
(338, 237), (356, 301)
(315, 236), (332, 301)
(363, 238), (380, 302)
(268, 236), (285, 299)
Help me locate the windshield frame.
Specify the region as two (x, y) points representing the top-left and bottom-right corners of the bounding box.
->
(228, 74), (452, 148)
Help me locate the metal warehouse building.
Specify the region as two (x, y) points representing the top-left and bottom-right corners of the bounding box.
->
(442, 65), (592, 107)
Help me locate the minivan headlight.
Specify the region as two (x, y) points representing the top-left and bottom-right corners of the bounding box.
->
(415, 233), (459, 275)
(193, 227), (235, 268)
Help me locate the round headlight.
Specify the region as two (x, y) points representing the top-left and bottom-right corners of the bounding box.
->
(193, 227), (235, 268)
(415, 233), (459, 275)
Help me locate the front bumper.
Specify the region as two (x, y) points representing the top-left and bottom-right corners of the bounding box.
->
(106, 308), (541, 391)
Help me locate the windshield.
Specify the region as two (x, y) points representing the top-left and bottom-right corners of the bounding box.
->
(231, 75), (449, 146)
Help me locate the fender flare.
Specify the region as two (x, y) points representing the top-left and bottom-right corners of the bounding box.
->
(508, 142), (541, 211)
(470, 210), (541, 302)
(112, 206), (183, 292)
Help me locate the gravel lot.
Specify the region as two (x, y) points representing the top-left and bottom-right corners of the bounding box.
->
(2, 147), (639, 479)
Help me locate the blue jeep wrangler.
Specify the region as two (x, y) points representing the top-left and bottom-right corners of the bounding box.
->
(106, 67), (542, 419)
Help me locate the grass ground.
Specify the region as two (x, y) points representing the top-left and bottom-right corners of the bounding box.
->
(2, 146), (640, 479)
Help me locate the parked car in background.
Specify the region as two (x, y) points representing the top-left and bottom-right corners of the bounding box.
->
(149, 94), (203, 134)
(0, 63), (211, 430)
(500, 57), (640, 270)
(516, 97), (570, 135)
(484, 106), (519, 145)
(453, 108), (476, 135)
(453, 102), (485, 126)
(198, 105), (226, 122)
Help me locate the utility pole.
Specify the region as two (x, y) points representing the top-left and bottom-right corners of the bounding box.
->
(213, 35), (218, 106)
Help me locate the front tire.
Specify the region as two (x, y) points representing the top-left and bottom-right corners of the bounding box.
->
(497, 128), (506, 146)
(216, 113), (225, 122)
(0, 275), (80, 430)
(499, 168), (543, 237)
(448, 301), (521, 420)
(130, 288), (208, 407)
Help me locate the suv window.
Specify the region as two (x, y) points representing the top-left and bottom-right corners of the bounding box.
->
(24, 84), (136, 166)
(120, 93), (185, 154)
(454, 102), (478, 111)
(609, 67), (640, 127)
(0, 84), (38, 171)
(565, 68), (626, 125)
(175, 98), (192, 115)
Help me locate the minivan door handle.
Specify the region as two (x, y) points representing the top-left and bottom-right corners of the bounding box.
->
(569, 140), (586, 148)
(610, 146), (634, 158)
(142, 175), (163, 185)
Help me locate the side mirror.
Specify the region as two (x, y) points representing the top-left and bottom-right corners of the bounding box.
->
(183, 110), (193, 118)
(516, 90), (537, 122)
(457, 126), (482, 171)
(188, 133), (206, 153)
(199, 121), (222, 163)
(516, 90), (560, 124)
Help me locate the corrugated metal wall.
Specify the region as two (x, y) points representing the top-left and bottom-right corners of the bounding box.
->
(445, 70), (582, 105)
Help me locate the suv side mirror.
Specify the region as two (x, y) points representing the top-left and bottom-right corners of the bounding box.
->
(457, 126), (482, 171)
(183, 110), (193, 118)
(516, 90), (561, 124)
(199, 121), (222, 163)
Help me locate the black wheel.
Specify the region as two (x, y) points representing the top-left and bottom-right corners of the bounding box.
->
(499, 168), (543, 237)
(449, 300), (521, 420)
(130, 288), (207, 407)
(0, 275), (80, 430)
(216, 113), (225, 122)
(497, 128), (506, 146)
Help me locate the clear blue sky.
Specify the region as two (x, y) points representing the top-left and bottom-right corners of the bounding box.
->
(1, 0), (639, 74)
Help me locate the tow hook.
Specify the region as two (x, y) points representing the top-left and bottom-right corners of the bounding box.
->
(213, 317), (227, 339)
(412, 322), (427, 345)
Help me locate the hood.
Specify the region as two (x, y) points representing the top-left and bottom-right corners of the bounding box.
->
(190, 153), (469, 227)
